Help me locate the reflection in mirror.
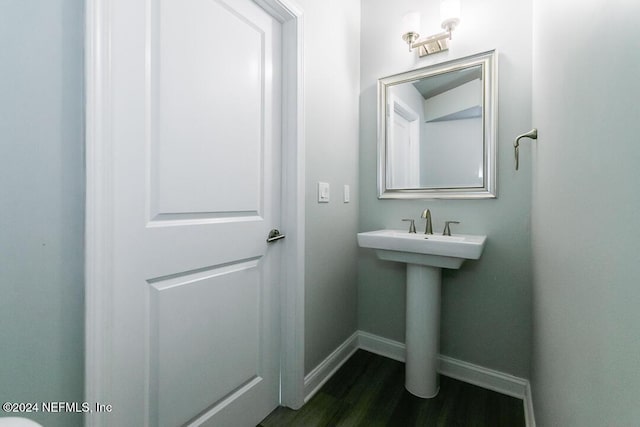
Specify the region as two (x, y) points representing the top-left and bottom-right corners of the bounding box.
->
(387, 65), (483, 189)
(378, 50), (497, 199)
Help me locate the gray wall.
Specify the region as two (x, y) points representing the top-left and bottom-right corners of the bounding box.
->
(531, 0), (640, 425)
(300, 0), (361, 375)
(0, 1), (85, 426)
(359, 0), (533, 378)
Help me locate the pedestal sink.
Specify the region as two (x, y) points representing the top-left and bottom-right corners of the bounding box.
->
(357, 229), (487, 398)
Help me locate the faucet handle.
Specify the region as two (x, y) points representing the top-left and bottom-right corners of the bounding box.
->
(402, 219), (417, 233)
(443, 221), (460, 236)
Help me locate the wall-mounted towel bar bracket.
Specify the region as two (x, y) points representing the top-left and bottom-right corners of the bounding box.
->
(514, 128), (538, 170)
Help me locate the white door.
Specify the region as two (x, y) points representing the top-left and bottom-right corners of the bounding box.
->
(100, 0), (282, 425)
(388, 99), (420, 188)
(390, 113), (412, 187)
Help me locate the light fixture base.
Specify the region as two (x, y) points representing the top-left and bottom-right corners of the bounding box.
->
(417, 38), (449, 57)
(441, 18), (460, 33)
(411, 31), (451, 57)
(402, 32), (420, 51)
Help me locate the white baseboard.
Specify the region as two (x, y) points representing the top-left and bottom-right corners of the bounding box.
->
(304, 330), (536, 426)
(315, 330), (536, 426)
(438, 354), (527, 399)
(303, 331), (359, 402)
(356, 331), (529, 396)
(437, 354), (536, 427)
(357, 330), (405, 362)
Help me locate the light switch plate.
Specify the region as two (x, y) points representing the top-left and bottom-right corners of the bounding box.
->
(318, 182), (330, 203)
(343, 185), (350, 203)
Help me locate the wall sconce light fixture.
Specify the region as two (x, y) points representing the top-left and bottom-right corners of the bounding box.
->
(402, 0), (461, 57)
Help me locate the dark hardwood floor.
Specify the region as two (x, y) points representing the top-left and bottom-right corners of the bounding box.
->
(259, 350), (525, 427)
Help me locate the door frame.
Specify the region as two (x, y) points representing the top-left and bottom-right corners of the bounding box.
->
(84, 0), (306, 424)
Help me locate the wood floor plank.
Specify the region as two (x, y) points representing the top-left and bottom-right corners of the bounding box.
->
(259, 350), (525, 427)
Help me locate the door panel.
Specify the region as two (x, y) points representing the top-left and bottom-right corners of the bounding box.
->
(107, 0), (282, 425)
(152, 0), (265, 217)
(150, 259), (260, 427)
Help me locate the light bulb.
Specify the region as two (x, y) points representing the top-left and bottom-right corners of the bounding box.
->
(440, 0), (461, 31)
(402, 11), (421, 36)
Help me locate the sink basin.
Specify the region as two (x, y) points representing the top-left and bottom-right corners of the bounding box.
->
(357, 229), (487, 398)
(357, 229), (486, 269)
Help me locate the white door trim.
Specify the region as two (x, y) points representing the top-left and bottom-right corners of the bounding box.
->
(84, 0), (305, 424)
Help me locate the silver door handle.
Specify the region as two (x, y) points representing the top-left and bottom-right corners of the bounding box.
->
(266, 229), (286, 243)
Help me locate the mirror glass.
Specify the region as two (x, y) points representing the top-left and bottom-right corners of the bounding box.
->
(378, 50), (497, 199)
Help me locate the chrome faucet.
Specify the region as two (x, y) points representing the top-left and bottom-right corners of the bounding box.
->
(420, 209), (433, 234)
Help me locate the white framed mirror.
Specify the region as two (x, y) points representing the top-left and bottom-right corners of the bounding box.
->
(378, 50), (497, 199)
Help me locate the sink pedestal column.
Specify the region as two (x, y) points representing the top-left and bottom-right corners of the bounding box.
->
(405, 264), (441, 398)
